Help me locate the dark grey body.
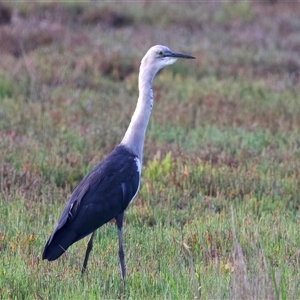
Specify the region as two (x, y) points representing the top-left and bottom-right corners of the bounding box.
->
(42, 145), (140, 261)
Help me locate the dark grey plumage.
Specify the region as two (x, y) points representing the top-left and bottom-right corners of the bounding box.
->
(42, 145), (140, 261)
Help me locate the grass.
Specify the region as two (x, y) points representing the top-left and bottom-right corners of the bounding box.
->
(1, 1), (300, 299)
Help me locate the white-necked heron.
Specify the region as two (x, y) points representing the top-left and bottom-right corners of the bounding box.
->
(42, 45), (195, 283)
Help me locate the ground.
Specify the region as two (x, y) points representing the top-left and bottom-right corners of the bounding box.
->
(0, 1), (299, 299)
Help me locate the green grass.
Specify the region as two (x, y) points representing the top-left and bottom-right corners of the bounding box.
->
(1, 1), (300, 299)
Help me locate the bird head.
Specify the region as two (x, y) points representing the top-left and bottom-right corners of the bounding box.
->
(141, 45), (195, 75)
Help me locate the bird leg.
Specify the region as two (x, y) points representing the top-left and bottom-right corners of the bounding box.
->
(116, 212), (125, 284)
(81, 231), (95, 274)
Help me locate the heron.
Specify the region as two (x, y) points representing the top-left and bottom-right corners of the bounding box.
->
(42, 45), (195, 282)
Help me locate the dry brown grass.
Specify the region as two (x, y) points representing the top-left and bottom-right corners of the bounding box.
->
(229, 208), (276, 300)
(1, 1), (300, 298)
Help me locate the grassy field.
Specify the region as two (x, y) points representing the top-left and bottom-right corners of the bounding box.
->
(0, 1), (300, 299)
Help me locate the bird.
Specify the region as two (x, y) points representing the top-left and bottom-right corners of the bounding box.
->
(42, 45), (195, 282)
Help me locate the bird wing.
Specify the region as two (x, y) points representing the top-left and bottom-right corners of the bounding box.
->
(46, 145), (140, 244)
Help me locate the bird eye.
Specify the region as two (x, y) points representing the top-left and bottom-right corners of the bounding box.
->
(158, 51), (164, 56)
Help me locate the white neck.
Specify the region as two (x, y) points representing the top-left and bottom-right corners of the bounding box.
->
(120, 63), (156, 161)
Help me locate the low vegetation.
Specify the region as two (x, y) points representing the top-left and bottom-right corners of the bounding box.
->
(0, 1), (299, 299)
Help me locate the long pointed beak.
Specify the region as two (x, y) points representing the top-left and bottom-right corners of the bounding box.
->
(166, 50), (195, 59)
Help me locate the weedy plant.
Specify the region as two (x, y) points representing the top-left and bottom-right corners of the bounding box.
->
(0, 1), (300, 299)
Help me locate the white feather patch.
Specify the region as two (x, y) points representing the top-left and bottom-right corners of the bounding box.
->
(130, 157), (141, 203)
(134, 157), (142, 175)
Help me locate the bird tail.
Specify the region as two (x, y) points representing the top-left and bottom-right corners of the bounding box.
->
(42, 229), (77, 261)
